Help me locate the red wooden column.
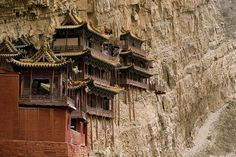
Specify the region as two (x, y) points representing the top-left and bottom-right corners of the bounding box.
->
(20, 75), (24, 97)
(51, 69), (54, 99)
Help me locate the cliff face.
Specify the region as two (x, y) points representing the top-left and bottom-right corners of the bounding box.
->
(0, 0), (236, 157)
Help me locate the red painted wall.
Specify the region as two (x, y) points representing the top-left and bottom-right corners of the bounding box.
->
(0, 71), (75, 157)
(17, 108), (70, 142)
(0, 72), (19, 140)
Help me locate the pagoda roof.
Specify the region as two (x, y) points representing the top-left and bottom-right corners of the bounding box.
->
(57, 12), (110, 40)
(9, 44), (72, 68)
(13, 36), (33, 49)
(86, 80), (123, 98)
(0, 40), (21, 58)
(120, 50), (153, 62)
(120, 30), (145, 43)
(68, 79), (91, 90)
(117, 65), (153, 77)
(56, 48), (120, 68)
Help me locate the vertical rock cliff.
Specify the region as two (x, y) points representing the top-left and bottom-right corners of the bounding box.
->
(0, 0), (235, 156)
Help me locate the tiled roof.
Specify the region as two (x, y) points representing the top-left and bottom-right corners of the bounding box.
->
(120, 30), (145, 42)
(0, 40), (21, 57)
(120, 50), (153, 62)
(117, 65), (153, 77)
(86, 80), (123, 98)
(9, 44), (72, 68)
(56, 49), (120, 67)
(68, 79), (91, 90)
(57, 12), (110, 40)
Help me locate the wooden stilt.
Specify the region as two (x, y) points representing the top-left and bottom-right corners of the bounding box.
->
(118, 94), (120, 126)
(90, 116), (93, 150)
(128, 85), (131, 121)
(114, 96), (116, 124)
(104, 118), (107, 148)
(96, 116), (98, 140)
(112, 115), (115, 147)
(131, 86), (135, 121)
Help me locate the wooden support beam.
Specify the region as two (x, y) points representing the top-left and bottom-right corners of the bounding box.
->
(20, 75), (24, 97)
(118, 94), (120, 126)
(90, 116), (93, 150)
(128, 85), (131, 121)
(96, 116), (98, 140)
(104, 118), (107, 148)
(132, 86), (135, 121)
(51, 69), (54, 99)
(113, 96), (116, 123)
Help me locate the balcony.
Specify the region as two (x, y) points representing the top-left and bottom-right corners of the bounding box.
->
(86, 106), (113, 118)
(90, 48), (117, 61)
(133, 65), (150, 74)
(84, 74), (110, 87)
(19, 95), (76, 110)
(122, 44), (146, 57)
(119, 78), (148, 89)
(52, 45), (81, 52)
(71, 110), (87, 120)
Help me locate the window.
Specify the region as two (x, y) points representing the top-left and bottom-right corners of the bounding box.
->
(32, 79), (50, 95)
(88, 64), (93, 75)
(71, 119), (77, 131)
(101, 70), (106, 79)
(23, 76), (30, 96)
(103, 97), (110, 110)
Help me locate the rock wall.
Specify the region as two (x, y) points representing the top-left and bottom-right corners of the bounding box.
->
(0, 0), (236, 157)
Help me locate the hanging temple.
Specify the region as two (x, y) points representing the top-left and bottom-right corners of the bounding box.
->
(0, 11), (166, 156)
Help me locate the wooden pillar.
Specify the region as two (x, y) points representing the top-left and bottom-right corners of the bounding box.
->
(29, 68), (33, 99)
(112, 96), (115, 146)
(104, 119), (107, 148)
(51, 69), (54, 99)
(90, 116), (93, 150)
(128, 85), (131, 121)
(114, 96), (116, 123)
(95, 95), (98, 139)
(118, 94), (120, 126)
(20, 75), (24, 97)
(66, 65), (69, 97)
(132, 86), (135, 121)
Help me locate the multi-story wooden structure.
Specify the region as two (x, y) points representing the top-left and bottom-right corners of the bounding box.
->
(0, 38), (82, 157)
(9, 40), (74, 110)
(0, 11), (166, 157)
(53, 12), (123, 151)
(118, 31), (153, 90)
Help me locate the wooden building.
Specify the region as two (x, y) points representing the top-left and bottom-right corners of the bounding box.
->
(0, 11), (165, 157)
(53, 12), (123, 151)
(0, 38), (81, 157)
(118, 31), (153, 90)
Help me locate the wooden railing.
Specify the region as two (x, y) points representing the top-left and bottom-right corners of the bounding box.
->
(52, 45), (81, 52)
(84, 74), (110, 86)
(133, 65), (150, 73)
(89, 48), (117, 61)
(19, 95), (75, 109)
(119, 78), (148, 89)
(86, 106), (113, 118)
(122, 44), (146, 57)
